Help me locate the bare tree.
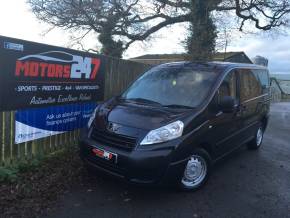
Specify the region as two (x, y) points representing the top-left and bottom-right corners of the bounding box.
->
(29, 0), (146, 57)
(28, 0), (290, 59)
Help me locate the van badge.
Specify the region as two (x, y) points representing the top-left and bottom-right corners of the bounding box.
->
(107, 123), (121, 132)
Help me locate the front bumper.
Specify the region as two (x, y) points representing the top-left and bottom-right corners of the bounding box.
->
(79, 137), (187, 185)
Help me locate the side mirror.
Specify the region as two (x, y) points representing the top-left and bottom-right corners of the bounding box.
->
(219, 96), (237, 113)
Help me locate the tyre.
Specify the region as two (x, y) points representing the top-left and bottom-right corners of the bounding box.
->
(247, 123), (264, 150)
(179, 148), (212, 191)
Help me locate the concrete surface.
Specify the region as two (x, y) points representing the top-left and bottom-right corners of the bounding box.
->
(45, 102), (290, 218)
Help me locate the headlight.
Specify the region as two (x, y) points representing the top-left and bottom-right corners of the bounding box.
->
(87, 107), (98, 128)
(140, 120), (184, 145)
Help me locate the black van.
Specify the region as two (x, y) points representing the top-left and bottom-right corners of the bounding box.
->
(79, 62), (270, 191)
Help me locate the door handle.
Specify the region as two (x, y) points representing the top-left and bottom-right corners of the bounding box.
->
(235, 105), (245, 117)
(237, 105), (246, 112)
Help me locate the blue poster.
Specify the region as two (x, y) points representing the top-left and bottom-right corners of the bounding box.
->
(15, 103), (97, 144)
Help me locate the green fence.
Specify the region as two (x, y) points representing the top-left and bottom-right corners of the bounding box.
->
(270, 78), (290, 102)
(0, 57), (150, 166)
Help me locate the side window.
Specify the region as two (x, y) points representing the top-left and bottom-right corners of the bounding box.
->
(253, 69), (270, 92)
(218, 70), (237, 100)
(240, 69), (262, 102)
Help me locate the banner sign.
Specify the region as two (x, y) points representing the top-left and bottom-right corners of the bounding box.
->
(0, 36), (105, 111)
(15, 103), (96, 144)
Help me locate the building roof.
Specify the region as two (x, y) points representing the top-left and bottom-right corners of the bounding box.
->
(159, 61), (266, 70)
(130, 52), (253, 64)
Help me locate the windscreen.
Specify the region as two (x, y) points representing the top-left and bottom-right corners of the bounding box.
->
(122, 65), (220, 108)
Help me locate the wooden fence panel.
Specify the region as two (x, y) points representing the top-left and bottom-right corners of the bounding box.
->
(3, 112), (11, 165)
(0, 112), (3, 165)
(0, 110), (80, 165)
(104, 58), (150, 100)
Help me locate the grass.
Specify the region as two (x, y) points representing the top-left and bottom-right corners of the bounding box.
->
(0, 149), (69, 183)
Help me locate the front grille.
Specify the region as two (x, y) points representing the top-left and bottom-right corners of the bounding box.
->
(90, 127), (137, 150)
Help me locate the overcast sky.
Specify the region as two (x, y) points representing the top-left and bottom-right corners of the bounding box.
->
(0, 0), (289, 74)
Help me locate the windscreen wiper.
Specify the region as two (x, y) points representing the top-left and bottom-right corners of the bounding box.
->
(163, 104), (194, 109)
(126, 98), (162, 106)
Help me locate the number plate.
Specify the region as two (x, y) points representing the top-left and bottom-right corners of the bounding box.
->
(92, 148), (117, 163)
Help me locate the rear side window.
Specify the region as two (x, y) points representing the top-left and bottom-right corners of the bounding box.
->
(253, 69), (270, 91)
(240, 69), (263, 102)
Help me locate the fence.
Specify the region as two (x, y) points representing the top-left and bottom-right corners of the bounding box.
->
(104, 57), (150, 99)
(270, 78), (290, 102)
(0, 57), (150, 166)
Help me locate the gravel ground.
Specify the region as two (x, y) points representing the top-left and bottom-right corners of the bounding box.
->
(42, 102), (290, 218)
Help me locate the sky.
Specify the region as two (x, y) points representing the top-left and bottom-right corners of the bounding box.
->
(0, 0), (289, 74)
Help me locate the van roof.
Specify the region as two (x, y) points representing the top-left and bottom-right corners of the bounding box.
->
(158, 61), (268, 72)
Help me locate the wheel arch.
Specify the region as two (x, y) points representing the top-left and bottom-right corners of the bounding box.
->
(197, 142), (214, 158)
(261, 115), (269, 131)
